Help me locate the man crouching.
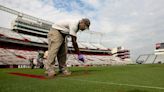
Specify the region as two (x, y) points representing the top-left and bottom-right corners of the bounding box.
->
(44, 18), (90, 78)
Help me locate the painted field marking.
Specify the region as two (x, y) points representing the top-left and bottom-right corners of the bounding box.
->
(63, 78), (164, 90)
(9, 72), (47, 80)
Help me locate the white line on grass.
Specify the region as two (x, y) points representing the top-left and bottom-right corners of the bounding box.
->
(63, 78), (164, 90)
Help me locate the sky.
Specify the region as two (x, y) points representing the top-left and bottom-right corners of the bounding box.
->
(0, 0), (164, 61)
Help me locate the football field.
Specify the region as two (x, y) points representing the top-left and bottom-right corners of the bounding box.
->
(0, 64), (164, 92)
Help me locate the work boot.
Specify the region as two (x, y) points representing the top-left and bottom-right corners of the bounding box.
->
(59, 69), (71, 76)
(45, 71), (56, 78)
(63, 70), (71, 76)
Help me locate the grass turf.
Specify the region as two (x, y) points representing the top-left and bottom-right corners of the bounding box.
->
(0, 64), (164, 92)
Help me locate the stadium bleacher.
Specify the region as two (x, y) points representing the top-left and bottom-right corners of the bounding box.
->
(0, 48), (29, 65)
(20, 34), (44, 43)
(0, 27), (25, 41)
(0, 6), (132, 68)
(39, 37), (48, 44)
(0, 26), (132, 68)
(7, 49), (38, 59)
(66, 54), (129, 67)
(136, 54), (164, 64)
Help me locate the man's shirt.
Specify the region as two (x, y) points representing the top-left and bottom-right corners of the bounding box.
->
(52, 20), (79, 37)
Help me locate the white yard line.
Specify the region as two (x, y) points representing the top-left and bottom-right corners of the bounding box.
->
(63, 78), (164, 90)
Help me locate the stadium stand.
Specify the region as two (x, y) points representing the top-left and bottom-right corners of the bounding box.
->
(112, 47), (130, 60)
(0, 27), (131, 67)
(0, 26), (132, 68)
(39, 37), (48, 44)
(13, 17), (50, 33)
(0, 48), (29, 68)
(6, 49), (38, 59)
(0, 27), (25, 41)
(66, 54), (128, 67)
(0, 5), (132, 68)
(136, 43), (164, 64)
(20, 34), (44, 43)
(136, 54), (164, 64)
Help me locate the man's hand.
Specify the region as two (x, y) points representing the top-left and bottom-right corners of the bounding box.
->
(78, 54), (85, 62)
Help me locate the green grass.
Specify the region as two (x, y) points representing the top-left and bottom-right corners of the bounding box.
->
(0, 64), (164, 92)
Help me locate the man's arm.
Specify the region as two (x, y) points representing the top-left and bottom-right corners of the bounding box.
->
(71, 35), (84, 62)
(71, 35), (80, 54)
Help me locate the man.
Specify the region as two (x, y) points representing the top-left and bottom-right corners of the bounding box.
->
(45, 18), (90, 78)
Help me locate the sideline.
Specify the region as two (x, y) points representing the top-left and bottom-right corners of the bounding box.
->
(63, 78), (164, 90)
